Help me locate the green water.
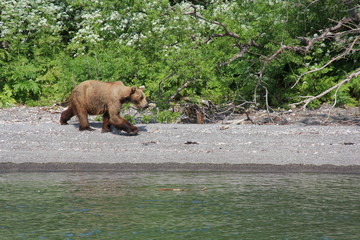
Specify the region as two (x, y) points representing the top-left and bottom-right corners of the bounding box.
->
(0, 172), (359, 240)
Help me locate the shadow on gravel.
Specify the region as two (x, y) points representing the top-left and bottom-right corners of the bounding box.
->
(69, 122), (102, 131)
(68, 122), (148, 136)
(110, 125), (148, 136)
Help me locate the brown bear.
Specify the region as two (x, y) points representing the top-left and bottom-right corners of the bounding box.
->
(60, 80), (149, 135)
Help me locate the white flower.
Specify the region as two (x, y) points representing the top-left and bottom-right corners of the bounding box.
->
(109, 11), (121, 21)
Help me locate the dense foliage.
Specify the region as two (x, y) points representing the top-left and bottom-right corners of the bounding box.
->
(0, 0), (359, 109)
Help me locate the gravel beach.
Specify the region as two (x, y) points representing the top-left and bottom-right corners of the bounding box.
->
(0, 106), (359, 173)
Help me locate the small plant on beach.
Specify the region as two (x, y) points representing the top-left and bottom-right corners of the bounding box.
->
(141, 115), (153, 124)
(94, 115), (103, 122)
(124, 114), (136, 124)
(156, 110), (180, 123)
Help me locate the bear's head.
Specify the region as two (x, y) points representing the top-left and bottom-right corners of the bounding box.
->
(129, 86), (149, 109)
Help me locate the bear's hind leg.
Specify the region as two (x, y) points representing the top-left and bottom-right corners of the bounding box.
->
(101, 111), (112, 133)
(60, 106), (74, 125)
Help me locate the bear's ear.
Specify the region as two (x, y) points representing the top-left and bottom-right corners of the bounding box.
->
(139, 85), (145, 91)
(130, 86), (136, 94)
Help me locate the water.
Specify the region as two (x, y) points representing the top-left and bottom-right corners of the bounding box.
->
(0, 172), (359, 240)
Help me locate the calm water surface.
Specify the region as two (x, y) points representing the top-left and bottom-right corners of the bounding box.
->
(0, 172), (359, 239)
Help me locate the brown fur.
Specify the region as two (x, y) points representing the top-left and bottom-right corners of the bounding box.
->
(60, 80), (148, 135)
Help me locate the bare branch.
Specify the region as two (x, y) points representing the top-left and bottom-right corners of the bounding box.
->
(183, 4), (240, 41)
(158, 73), (176, 97)
(307, 0), (320, 8)
(169, 77), (196, 101)
(304, 17), (352, 52)
(292, 36), (359, 88)
(253, 17), (356, 104)
(220, 40), (256, 66)
(290, 68), (360, 109)
(253, 45), (303, 103)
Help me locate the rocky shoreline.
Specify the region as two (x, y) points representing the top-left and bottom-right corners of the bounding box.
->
(1, 106), (359, 173)
(0, 104), (359, 126)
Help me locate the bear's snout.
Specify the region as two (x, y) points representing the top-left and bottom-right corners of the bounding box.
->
(140, 103), (149, 109)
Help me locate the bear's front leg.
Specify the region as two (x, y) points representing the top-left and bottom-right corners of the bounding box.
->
(108, 105), (138, 135)
(109, 115), (139, 135)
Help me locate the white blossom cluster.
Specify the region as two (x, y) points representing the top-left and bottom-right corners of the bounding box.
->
(70, 9), (104, 48)
(0, 0), (213, 50)
(0, 0), (275, 55)
(0, 0), (65, 39)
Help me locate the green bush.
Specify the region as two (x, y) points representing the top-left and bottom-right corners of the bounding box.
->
(0, 0), (358, 109)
